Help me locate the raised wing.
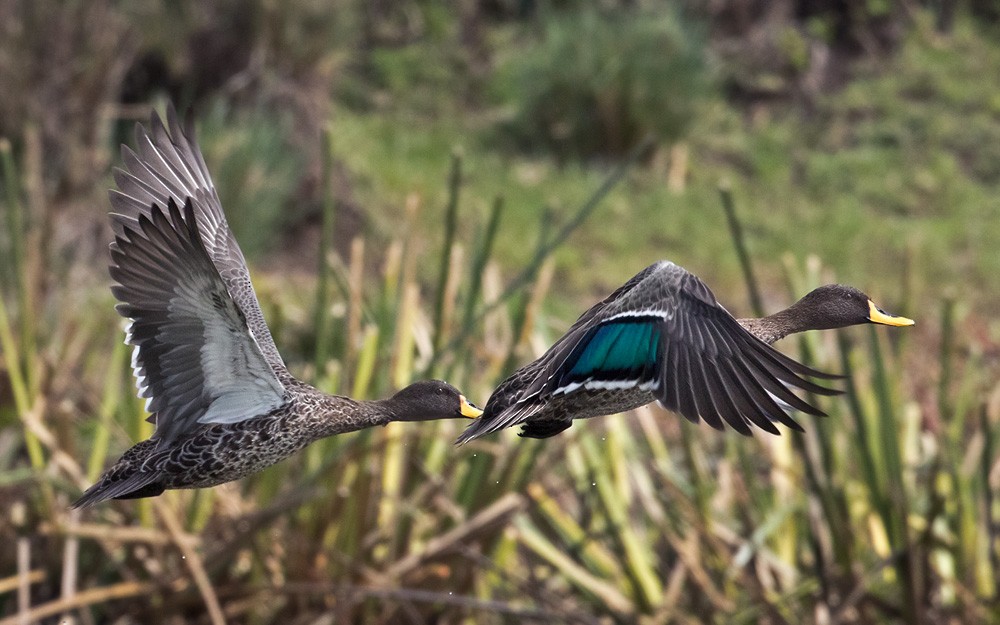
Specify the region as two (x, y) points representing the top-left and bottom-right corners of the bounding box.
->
(108, 105), (284, 371)
(111, 198), (286, 445)
(459, 261), (839, 441)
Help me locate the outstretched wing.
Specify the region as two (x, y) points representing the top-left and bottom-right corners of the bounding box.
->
(108, 105), (284, 371)
(459, 261), (839, 442)
(111, 198), (286, 445)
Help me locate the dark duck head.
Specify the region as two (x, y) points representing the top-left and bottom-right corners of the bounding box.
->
(740, 284), (914, 344)
(378, 380), (483, 422)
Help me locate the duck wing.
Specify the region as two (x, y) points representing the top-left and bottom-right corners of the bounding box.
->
(459, 261), (839, 441)
(111, 198), (286, 445)
(108, 105), (285, 371)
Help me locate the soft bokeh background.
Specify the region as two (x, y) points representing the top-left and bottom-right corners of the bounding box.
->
(1, 1), (999, 623)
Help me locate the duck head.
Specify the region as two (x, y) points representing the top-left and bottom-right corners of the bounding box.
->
(384, 380), (483, 422)
(785, 284), (915, 331)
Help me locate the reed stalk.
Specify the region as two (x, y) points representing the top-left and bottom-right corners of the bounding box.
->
(460, 195), (504, 342)
(85, 338), (126, 482)
(718, 183), (763, 317)
(0, 138), (23, 298)
(314, 124), (338, 372)
(580, 433), (662, 610)
(432, 151), (463, 357)
(0, 286), (44, 475)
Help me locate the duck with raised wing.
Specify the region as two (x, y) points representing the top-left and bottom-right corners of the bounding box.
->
(457, 261), (913, 443)
(74, 109), (481, 508)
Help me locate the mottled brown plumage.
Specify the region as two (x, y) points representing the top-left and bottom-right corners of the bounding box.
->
(74, 109), (481, 508)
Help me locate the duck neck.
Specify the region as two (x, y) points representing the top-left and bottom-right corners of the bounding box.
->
(737, 303), (822, 346)
(310, 394), (396, 438)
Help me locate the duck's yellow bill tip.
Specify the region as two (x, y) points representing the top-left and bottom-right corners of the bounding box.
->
(460, 395), (483, 419)
(867, 300), (915, 327)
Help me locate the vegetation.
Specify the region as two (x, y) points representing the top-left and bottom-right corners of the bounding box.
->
(491, 6), (708, 159)
(1, 1), (998, 623)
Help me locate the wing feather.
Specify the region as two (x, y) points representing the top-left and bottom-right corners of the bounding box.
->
(109, 105), (284, 371)
(112, 198), (286, 444)
(459, 261), (842, 442)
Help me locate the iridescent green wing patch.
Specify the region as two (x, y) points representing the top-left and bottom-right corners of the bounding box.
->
(559, 317), (662, 390)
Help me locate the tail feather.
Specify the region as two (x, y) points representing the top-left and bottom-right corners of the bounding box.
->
(455, 410), (506, 444)
(72, 472), (164, 508)
(455, 402), (532, 444)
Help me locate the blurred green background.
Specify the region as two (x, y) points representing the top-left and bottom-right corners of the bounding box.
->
(1, 0), (999, 623)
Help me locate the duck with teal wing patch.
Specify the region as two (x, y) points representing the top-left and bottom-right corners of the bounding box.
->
(457, 261), (913, 443)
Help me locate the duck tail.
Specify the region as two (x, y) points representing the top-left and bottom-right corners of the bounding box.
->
(455, 414), (495, 444)
(71, 472), (165, 508)
(455, 400), (536, 444)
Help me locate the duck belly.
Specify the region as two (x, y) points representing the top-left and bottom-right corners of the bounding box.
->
(542, 387), (656, 422)
(159, 415), (313, 489)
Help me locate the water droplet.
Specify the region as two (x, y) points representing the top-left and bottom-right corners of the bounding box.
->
(592, 482), (596, 486)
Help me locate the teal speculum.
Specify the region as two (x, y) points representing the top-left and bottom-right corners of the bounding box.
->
(563, 317), (661, 391)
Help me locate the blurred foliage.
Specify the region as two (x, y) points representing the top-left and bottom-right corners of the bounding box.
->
(195, 102), (305, 260)
(0, 0), (133, 196)
(491, 6), (709, 159)
(702, 0), (907, 100)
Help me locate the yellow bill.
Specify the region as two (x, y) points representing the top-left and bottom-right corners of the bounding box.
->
(867, 300), (915, 327)
(460, 395), (483, 419)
